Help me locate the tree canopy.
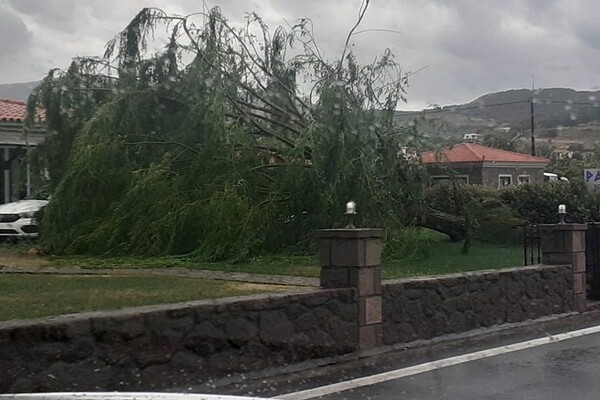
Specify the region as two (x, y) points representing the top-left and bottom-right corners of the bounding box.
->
(27, 5), (428, 260)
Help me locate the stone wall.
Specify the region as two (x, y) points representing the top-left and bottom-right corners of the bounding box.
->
(0, 288), (357, 393)
(0, 264), (578, 393)
(382, 265), (574, 345)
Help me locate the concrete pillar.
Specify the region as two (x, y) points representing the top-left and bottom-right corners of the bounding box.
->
(539, 223), (587, 312)
(316, 228), (384, 350)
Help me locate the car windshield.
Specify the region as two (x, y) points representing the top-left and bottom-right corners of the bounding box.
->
(1, 1), (600, 399)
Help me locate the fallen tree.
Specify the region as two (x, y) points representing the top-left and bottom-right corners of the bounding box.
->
(26, 4), (451, 259)
(419, 207), (467, 242)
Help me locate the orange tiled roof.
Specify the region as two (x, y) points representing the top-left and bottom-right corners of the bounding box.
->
(421, 143), (549, 164)
(0, 99), (44, 123)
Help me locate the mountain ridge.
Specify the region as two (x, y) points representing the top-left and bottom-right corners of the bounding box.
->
(0, 81), (40, 102)
(396, 87), (600, 133)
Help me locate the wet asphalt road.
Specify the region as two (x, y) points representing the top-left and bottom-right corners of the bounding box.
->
(209, 312), (600, 400)
(318, 332), (600, 400)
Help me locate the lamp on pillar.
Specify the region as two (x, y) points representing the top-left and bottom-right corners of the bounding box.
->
(316, 201), (384, 351)
(558, 204), (566, 224)
(345, 200), (357, 229)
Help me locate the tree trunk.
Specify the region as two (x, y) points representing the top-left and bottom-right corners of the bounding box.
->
(417, 207), (466, 242)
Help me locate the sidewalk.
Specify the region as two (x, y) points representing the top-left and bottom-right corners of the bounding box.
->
(0, 264), (320, 287)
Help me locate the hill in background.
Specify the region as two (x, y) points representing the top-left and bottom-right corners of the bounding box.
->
(0, 81), (39, 101)
(396, 88), (600, 152)
(2, 81), (600, 153)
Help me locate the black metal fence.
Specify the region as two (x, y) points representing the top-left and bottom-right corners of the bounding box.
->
(525, 221), (600, 299)
(586, 223), (600, 300)
(522, 223), (540, 266)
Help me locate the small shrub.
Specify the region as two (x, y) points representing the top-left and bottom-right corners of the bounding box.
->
(425, 183), (497, 215)
(499, 181), (595, 223)
(384, 227), (448, 260)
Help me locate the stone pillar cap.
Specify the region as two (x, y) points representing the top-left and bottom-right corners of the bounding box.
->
(315, 228), (384, 239)
(538, 223), (588, 231)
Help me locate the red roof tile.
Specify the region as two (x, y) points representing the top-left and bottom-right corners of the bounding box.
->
(0, 99), (44, 123)
(421, 143), (549, 164)
(0, 99), (27, 122)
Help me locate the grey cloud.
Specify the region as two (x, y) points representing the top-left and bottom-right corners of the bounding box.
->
(2, 0), (600, 108)
(0, 5), (32, 55)
(7, 0), (77, 30)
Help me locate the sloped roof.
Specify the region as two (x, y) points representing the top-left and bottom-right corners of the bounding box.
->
(0, 99), (46, 122)
(0, 99), (27, 122)
(421, 143), (549, 164)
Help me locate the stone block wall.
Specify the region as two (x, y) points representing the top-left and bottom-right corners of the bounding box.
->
(382, 265), (574, 345)
(0, 289), (357, 393)
(0, 263), (579, 393)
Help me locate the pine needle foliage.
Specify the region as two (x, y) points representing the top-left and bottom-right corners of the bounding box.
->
(26, 6), (426, 260)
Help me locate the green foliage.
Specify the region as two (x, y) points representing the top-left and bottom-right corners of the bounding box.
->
(426, 180), (600, 242)
(499, 181), (600, 223)
(30, 6), (426, 260)
(425, 183), (524, 244)
(469, 201), (523, 244)
(384, 227), (448, 261)
(425, 183), (498, 215)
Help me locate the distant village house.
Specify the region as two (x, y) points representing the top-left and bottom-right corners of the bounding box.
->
(462, 133), (480, 142)
(421, 143), (549, 188)
(0, 99), (45, 203)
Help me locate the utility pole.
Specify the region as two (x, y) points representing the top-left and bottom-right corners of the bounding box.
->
(530, 75), (536, 156)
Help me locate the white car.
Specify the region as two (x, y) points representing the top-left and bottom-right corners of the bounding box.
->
(0, 199), (49, 238)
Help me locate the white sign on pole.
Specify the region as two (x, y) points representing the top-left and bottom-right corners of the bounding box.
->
(584, 169), (600, 190)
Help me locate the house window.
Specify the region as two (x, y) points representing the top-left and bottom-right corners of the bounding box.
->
(518, 175), (531, 185)
(499, 174), (512, 188)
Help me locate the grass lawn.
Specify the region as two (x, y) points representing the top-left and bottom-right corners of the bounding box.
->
(0, 237), (523, 321)
(41, 240), (523, 279)
(382, 241), (523, 278)
(0, 275), (294, 322)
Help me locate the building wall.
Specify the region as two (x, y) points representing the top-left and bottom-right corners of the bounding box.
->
(427, 162), (547, 188)
(427, 162), (484, 185)
(0, 122), (46, 203)
(481, 163), (546, 188)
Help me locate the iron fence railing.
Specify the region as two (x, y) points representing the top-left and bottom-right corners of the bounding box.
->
(522, 223), (540, 266)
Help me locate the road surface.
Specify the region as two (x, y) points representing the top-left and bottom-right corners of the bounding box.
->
(289, 328), (600, 400)
(212, 311), (600, 400)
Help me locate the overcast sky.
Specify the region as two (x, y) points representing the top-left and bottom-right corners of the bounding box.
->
(2, 0), (600, 110)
